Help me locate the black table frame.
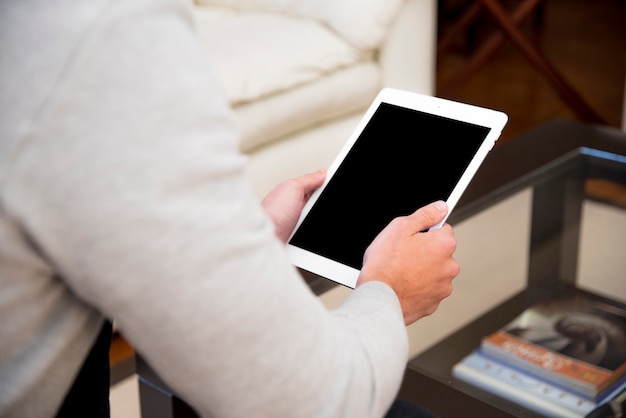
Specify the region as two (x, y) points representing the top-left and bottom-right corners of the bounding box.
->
(397, 120), (626, 417)
(136, 119), (626, 417)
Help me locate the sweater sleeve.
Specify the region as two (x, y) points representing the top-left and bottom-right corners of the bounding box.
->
(4, 0), (408, 416)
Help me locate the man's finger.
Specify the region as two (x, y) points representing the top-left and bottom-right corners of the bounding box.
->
(408, 200), (448, 231)
(298, 169), (326, 201)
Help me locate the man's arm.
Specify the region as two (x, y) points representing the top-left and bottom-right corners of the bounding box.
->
(5, 1), (413, 417)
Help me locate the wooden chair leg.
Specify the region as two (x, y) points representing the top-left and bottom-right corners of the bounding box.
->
(437, 0), (605, 124)
(437, 2), (483, 57)
(439, 0), (545, 97)
(476, 0), (605, 123)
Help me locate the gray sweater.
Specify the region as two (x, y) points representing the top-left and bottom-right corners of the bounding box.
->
(0, 0), (408, 416)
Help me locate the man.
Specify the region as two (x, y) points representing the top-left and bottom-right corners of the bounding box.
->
(0, 0), (459, 417)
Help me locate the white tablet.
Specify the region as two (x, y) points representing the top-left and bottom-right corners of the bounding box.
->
(286, 88), (508, 288)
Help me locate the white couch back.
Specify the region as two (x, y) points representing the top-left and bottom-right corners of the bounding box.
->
(194, 0), (403, 51)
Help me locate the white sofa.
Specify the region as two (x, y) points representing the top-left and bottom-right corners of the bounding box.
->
(193, 0), (437, 198)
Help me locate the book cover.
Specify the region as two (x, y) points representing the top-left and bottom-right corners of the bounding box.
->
(452, 350), (626, 418)
(480, 293), (626, 398)
(453, 350), (597, 417)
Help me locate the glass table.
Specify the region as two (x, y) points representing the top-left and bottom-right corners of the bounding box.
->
(136, 118), (626, 417)
(395, 118), (626, 417)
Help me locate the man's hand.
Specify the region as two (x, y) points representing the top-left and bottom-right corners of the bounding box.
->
(357, 201), (460, 326)
(261, 169), (326, 243)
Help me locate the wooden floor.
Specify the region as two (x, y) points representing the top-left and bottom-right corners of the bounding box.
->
(109, 0), (626, 379)
(436, 0), (626, 143)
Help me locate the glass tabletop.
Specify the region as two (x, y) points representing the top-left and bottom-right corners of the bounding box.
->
(397, 119), (626, 417)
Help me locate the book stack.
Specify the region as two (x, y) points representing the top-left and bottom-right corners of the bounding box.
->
(453, 293), (626, 417)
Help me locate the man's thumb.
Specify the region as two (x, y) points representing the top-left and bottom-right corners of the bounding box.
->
(412, 200), (448, 230)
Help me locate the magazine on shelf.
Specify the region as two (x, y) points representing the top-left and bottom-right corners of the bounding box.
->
(452, 350), (626, 418)
(479, 292), (626, 399)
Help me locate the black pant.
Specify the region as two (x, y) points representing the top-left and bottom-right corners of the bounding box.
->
(385, 399), (438, 418)
(56, 321), (112, 418)
(54, 321), (434, 418)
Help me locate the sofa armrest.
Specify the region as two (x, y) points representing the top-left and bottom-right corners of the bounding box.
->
(380, 0), (436, 95)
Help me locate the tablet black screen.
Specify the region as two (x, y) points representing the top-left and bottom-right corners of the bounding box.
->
(288, 102), (491, 270)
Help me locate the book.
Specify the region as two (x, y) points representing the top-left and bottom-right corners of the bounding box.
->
(452, 350), (626, 418)
(479, 293), (626, 399)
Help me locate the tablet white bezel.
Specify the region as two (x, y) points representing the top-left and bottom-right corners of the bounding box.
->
(285, 88), (508, 288)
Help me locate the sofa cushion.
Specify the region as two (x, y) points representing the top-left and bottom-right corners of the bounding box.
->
(235, 62), (380, 152)
(194, 0), (403, 51)
(194, 8), (366, 105)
